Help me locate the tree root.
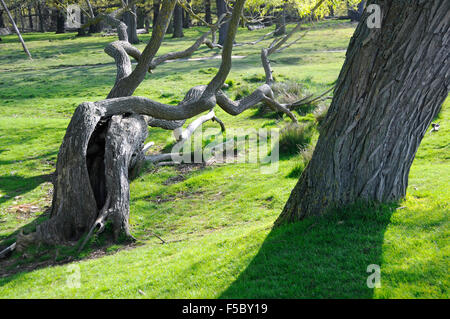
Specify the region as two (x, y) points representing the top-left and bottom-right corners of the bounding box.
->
(0, 242), (16, 259)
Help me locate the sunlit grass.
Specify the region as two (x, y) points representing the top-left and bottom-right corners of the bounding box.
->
(0, 21), (448, 298)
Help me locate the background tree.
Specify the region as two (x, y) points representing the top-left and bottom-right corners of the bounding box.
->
(215, 0), (228, 45)
(182, 0), (190, 28)
(122, 1), (140, 43)
(273, 1), (286, 36)
(172, 2), (183, 37)
(0, 9), (5, 27)
(204, 0), (211, 23)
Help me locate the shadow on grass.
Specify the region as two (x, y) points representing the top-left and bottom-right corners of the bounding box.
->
(220, 202), (396, 298)
(0, 213), (137, 283)
(0, 173), (53, 206)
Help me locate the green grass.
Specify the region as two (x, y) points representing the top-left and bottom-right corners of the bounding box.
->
(0, 21), (448, 298)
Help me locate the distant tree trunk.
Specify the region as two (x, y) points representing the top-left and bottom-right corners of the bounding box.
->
(87, 8), (102, 33)
(277, 0), (450, 224)
(18, 7), (25, 32)
(216, 0), (228, 45)
(123, 4), (139, 43)
(182, 0), (190, 28)
(328, 4), (335, 17)
(172, 3), (184, 37)
(262, 8), (273, 27)
(274, 3), (286, 36)
(205, 0), (212, 24)
(0, 10), (4, 28)
(55, 9), (65, 33)
(36, 1), (45, 32)
(167, 14), (174, 34)
(153, 0), (160, 28)
(136, 6), (145, 28)
(144, 14), (150, 32)
(28, 5), (33, 31)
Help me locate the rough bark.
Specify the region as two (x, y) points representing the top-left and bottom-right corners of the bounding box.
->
(277, 0), (450, 224)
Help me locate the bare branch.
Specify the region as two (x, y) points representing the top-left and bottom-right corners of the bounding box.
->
(173, 110), (224, 142)
(289, 86), (335, 110)
(108, 0), (177, 98)
(205, 0), (246, 94)
(149, 29), (213, 70)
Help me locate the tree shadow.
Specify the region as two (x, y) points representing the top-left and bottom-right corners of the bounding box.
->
(220, 203), (396, 298)
(0, 173), (54, 206)
(0, 212), (138, 284)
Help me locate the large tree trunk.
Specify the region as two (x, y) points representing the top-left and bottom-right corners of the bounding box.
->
(277, 0), (450, 224)
(33, 106), (148, 244)
(172, 4), (184, 38)
(123, 4), (139, 44)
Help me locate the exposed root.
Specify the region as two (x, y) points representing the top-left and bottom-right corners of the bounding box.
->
(78, 197), (111, 253)
(0, 242), (16, 259)
(16, 230), (38, 252)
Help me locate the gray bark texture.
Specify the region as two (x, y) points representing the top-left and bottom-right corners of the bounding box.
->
(276, 0), (450, 224)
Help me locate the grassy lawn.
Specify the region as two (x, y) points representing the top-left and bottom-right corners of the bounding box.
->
(0, 21), (448, 298)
